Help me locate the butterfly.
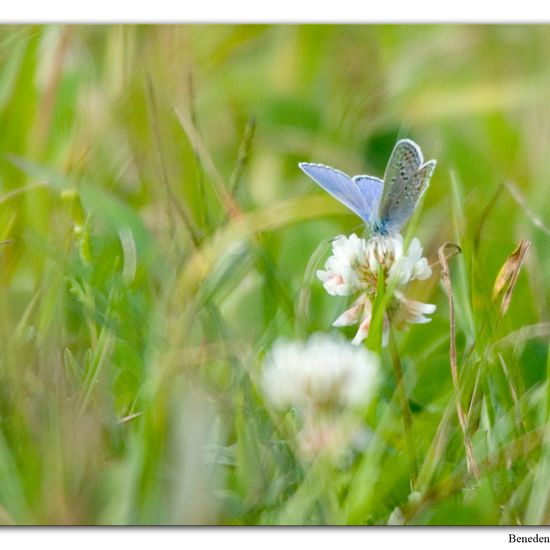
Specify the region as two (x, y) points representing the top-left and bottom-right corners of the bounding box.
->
(299, 139), (436, 235)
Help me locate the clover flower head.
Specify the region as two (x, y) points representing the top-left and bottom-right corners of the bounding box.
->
(262, 332), (379, 411)
(392, 290), (437, 328)
(389, 236), (433, 285)
(316, 234), (367, 296)
(318, 233), (436, 346)
(261, 333), (380, 459)
(364, 234), (432, 289)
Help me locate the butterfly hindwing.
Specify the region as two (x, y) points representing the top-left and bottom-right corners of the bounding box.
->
(378, 139), (435, 233)
(299, 163), (379, 223)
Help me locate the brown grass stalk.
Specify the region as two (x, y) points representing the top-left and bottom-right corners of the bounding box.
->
(438, 242), (481, 480)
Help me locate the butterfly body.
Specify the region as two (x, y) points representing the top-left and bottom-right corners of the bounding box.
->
(299, 139), (436, 235)
(371, 219), (392, 236)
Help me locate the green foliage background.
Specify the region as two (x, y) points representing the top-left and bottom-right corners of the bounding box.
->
(0, 24), (548, 525)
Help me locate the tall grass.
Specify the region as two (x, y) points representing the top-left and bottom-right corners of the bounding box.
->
(0, 24), (548, 524)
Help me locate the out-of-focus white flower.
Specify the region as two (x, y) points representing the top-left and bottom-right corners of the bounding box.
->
(261, 333), (380, 460)
(316, 234), (367, 296)
(262, 333), (379, 411)
(317, 233), (436, 345)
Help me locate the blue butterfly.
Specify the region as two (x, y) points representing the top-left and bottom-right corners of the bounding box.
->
(299, 139), (436, 235)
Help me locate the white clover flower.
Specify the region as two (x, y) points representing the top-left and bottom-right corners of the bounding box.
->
(261, 333), (380, 460)
(365, 234), (404, 285)
(316, 234), (367, 296)
(318, 233), (436, 346)
(262, 333), (379, 412)
(365, 234), (432, 288)
(332, 294), (377, 346)
(406, 238), (433, 281)
(333, 291), (436, 346)
(392, 290), (437, 328)
(333, 294), (388, 347)
(318, 234), (432, 297)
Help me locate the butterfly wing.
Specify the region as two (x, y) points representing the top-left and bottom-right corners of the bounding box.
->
(382, 139), (424, 197)
(353, 175), (384, 225)
(378, 139), (436, 233)
(299, 163), (382, 224)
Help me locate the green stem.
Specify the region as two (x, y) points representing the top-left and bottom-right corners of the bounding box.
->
(389, 326), (418, 490)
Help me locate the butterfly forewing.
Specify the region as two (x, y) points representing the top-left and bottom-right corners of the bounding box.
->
(299, 163), (380, 223)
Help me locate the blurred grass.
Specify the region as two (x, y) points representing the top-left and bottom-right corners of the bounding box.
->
(0, 24), (549, 524)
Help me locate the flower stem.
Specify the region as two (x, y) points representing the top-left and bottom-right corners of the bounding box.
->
(389, 326), (418, 490)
